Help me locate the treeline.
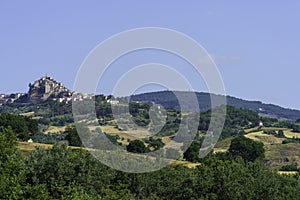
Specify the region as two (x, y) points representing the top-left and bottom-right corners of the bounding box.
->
(0, 127), (299, 199)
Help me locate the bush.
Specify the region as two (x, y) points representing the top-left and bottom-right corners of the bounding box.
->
(183, 140), (201, 162)
(280, 164), (299, 172)
(126, 140), (149, 153)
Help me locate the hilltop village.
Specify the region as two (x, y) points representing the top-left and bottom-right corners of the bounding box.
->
(0, 76), (96, 105)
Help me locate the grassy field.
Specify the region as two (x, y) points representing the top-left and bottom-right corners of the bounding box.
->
(171, 160), (201, 168)
(265, 142), (300, 169)
(262, 127), (288, 131)
(214, 137), (233, 153)
(245, 131), (285, 144)
(244, 131), (300, 169)
(244, 127), (260, 133)
(18, 142), (54, 157)
(282, 130), (300, 139)
(44, 125), (68, 134)
(212, 130), (300, 170)
(93, 125), (160, 145)
(98, 126), (144, 139)
(19, 111), (35, 117)
(17, 141), (86, 157)
(161, 136), (172, 144)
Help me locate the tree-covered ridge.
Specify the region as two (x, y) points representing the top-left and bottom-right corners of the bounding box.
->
(130, 90), (300, 120)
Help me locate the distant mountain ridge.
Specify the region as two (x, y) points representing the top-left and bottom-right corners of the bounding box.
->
(130, 91), (300, 121)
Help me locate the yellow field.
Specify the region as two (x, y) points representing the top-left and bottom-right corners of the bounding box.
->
(31, 116), (42, 120)
(243, 130), (300, 170)
(17, 142), (87, 157)
(277, 171), (299, 175)
(18, 141), (53, 151)
(98, 125), (157, 140)
(44, 125), (68, 134)
(92, 125), (151, 145)
(244, 131), (284, 145)
(162, 136), (172, 144)
(213, 148), (228, 153)
(20, 111), (35, 117)
(214, 137), (233, 152)
(98, 126), (138, 140)
(282, 130), (300, 139)
(244, 127), (259, 133)
(18, 142), (53, 156)
(262, 127), (288, 131)
(171, 160), (201, 168)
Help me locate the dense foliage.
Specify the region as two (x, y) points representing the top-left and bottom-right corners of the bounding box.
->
(0, 113), (38, 141)
(281, 164), (300, 172)
(64, 125), (83, 147)
(228, 136), (265, 162)
(126, 140), (149, 153)
(0, 127), (24, 199)
(199, 106), (260, 139)
(183, 140), (201, 162)
(0, 127), (299, 199)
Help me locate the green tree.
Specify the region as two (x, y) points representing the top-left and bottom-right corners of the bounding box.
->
(0, 113), (38, 141)
(278, 130), (285, 138)
(0, 127), (24, 199)
(292, 124), (300, 132)
(228, 136), (265, 162)
(25, 144), (117, 199)
(64, 125), (83, 147)
(183, 140), (201, 162)
(126, 140), (149, 153)
(280, 164), (299, 172)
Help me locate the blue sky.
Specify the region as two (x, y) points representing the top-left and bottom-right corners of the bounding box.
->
(1, 1), (300, 109)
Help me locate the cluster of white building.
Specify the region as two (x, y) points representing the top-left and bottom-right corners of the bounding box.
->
(0, 93), (25, 105)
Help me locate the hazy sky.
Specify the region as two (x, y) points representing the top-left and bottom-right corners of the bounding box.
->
(1, 1), (300, 109)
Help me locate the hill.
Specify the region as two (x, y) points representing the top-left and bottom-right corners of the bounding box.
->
(130, 91), (300, 121)
(1, 76), (300, 121)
